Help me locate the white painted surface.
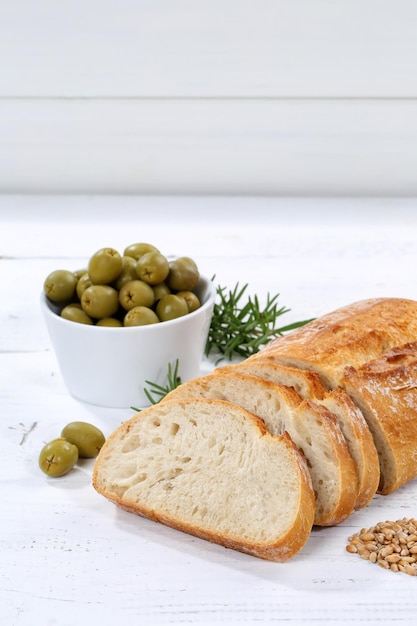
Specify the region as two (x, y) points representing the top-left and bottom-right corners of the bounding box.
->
(1, 0), (416, 97)
(2, 195), (417, 625)
(1, 1), (417, 194)
(2, 99), (417, 195)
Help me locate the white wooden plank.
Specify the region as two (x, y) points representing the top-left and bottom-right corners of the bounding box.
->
(1, 98), (417, 195)
(0, 0), (416, 97)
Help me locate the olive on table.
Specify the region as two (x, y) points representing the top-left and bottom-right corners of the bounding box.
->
(88, 247), (123, 285)
(81, 284), (119, 319)
(167, 257), (199, 291)
(44, 269), (78, 303)
(124, 306), (159, 326)
(39, 438), (79, 477)
(61, 421), (106, 458)
(156, 294), (189, 321)
(136, 251), (170, 285)
(118, 280), (155, 311)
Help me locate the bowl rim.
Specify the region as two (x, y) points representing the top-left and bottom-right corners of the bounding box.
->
(41, 273), (216, 332)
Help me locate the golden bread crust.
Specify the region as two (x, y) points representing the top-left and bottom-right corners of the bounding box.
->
(224, 359), (327, 399)
(295, 399), (358, 525)
(256, 298), (417, 388)
(342, 342), (417, 494)
(320, 388), (380, 509)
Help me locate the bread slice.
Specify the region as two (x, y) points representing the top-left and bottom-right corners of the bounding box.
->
(218, 359), (379, 509)
(165, 370), (359, 526)
(342, 342), (417, 495)
(221, 359), (327, 399)
(92, 397), (315, 561)
(255, 298), (417, 389)
(319, 388), (380, 508)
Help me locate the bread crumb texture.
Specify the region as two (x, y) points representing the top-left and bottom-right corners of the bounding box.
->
(93, 398), (315, 559)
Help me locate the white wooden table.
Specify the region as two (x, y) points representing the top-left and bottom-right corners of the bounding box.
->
(2, 195), (417, 626)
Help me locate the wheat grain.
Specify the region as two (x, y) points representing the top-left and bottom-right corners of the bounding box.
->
(346, 518), (417, 576)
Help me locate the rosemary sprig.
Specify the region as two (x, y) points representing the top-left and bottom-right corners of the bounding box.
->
(205, 282), (313, 362)
(131, 359), (182, 411)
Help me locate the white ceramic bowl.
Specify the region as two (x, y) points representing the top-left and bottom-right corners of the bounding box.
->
(41, 275), (215, 409)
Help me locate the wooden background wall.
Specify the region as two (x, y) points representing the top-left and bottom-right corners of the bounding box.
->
(1, 0), (416, 195)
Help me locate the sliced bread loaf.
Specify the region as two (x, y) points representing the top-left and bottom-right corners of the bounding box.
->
(165, 370), (359, 526)
(92, 397), (316, 561)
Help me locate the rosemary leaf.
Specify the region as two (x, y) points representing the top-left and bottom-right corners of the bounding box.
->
(131, 359), (182, 411)
(205, 281), (313, 362)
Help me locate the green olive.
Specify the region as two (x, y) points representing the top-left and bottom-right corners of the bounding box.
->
(136, 251), (170, 285)
(153, 282), (171, 301)
(61, 304), (94, 325)
(123, 242), (160, 260)
(124, 306), (160, 326)
(44, 270), (78, 303)
(81, 285), (119, 319)
(76, 272), (93, 300)
(118, 280), (155, 311)
(88, 247), (123, 284)
(96, 317), (123, 327)
(167, 257), (199, 291)
(176, 290), (201, 313)
(61, 421), (106, 458)
(43, 244), (203, 328)
(156, 294), (189, 321)
(114, 256), (138, 290)
(73, 268), (88, 281)
(39, 438), (79, 477)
